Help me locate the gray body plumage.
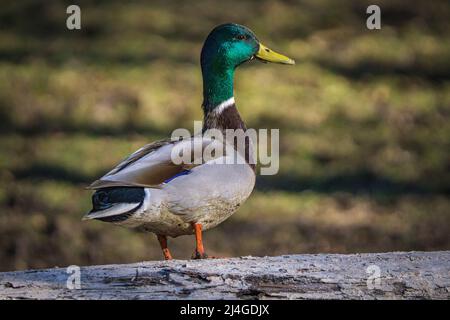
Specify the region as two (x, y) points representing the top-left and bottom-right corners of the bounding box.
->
(85, 133), (256, 237)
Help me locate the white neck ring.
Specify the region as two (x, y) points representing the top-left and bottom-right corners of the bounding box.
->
(212, 97), (235, 115)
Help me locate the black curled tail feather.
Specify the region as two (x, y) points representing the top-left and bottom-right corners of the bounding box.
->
(86, 187), (146, 222)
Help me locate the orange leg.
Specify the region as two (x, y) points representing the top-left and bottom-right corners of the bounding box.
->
(157, 234), (173, 260)
(192, 223), (208, 259)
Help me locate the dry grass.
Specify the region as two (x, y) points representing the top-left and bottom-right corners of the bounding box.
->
(0, 0), (449, 271)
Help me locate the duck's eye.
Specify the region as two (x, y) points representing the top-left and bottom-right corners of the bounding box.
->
(236, 34), (247, 40)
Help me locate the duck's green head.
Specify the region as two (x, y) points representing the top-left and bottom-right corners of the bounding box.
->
(201, 23), (294, 109)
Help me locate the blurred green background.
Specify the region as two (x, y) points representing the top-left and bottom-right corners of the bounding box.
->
(0, 0), (449, 272)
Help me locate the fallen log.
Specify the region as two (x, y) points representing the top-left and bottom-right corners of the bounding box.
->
(0, 251), (449, 299)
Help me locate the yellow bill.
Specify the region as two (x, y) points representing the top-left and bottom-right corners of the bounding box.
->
(255, 43), (295, 65)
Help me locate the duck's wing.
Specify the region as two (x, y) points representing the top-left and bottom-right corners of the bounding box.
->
(88, 137), (211, 189)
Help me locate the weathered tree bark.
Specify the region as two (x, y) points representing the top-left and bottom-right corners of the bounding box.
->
(0, 251), (449, 299)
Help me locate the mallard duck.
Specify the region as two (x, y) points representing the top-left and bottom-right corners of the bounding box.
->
(84, 23), (294, 260)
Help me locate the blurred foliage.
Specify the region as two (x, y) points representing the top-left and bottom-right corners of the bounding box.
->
(0, 0), (449, 271)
